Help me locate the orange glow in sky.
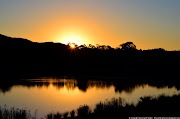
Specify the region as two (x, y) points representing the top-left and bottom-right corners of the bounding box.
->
(52, 17), (119, 47)
(57, 30), (87, 46)
(0, 1), (180, 50)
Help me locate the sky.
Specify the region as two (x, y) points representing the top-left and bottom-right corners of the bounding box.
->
(0, 0), (180, 50)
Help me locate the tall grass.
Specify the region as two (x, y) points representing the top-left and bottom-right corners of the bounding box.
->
(1, 95), (180, 119)
(0, 106), (36, 119)
(46, 95), (180, 119)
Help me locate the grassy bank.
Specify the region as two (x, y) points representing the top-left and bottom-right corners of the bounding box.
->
(47, 95), (180, 119)
(0, 106), (37, 119)
(1, 95), (180, 119)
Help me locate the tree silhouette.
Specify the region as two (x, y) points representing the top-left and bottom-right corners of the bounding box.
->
(120, 42), (136, 51)
(88, 44), (96, 49)
(78, 44), (87, 49)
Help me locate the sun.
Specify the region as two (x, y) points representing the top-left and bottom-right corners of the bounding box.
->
(70, 43), (75, 48)
(57, 31), (87, 46)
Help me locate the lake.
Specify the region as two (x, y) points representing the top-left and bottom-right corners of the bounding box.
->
(0, 77), (180, 118)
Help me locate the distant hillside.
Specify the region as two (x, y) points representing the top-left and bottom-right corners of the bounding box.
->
(0, 34), (34, 47)
(0, 33), (180, 78)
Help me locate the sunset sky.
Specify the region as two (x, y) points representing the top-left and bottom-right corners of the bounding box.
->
(0, 0), (180, 50)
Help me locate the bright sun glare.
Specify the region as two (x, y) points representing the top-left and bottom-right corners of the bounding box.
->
(70, 44), (75, 48)
(57, 31), (87, 46)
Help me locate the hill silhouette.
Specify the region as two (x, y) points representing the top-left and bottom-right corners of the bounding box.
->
(0, 34), (180, 78)
(0, 34), (33, 47)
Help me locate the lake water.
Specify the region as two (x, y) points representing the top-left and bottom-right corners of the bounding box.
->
(0, 77), (180, 118)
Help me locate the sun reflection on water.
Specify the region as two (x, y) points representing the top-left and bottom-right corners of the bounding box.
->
(0, 78), (180, 118)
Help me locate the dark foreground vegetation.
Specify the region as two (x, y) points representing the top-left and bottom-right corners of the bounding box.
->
(0, 106), (35, 119)
(0, 34), (180, 78)
(47, 95), (180, 119)
(1, 95), (180, 119)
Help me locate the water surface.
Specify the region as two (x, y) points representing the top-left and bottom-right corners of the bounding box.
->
(0, 78), (180, 118)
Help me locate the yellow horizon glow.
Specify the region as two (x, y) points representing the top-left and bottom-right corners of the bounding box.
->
(57, 31), (87, 46)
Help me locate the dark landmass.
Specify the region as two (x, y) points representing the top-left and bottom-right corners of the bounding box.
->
(1, 34), (180, 118)
(0, 34), (180, 79)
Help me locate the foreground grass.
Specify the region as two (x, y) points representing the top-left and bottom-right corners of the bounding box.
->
(1, 95), (180, 119)
(0, 106), (37, 119)
(47, 95), (180, 119)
